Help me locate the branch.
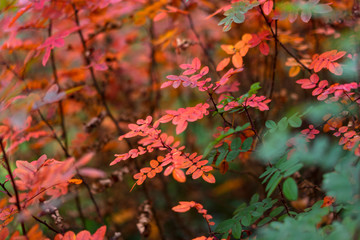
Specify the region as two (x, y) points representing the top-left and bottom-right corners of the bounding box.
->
(0, 139), (27, 235)
(258, 7), (312, 75)
(32, 215), (60, 234)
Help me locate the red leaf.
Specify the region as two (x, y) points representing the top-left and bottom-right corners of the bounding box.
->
(259, 42), (270, 55)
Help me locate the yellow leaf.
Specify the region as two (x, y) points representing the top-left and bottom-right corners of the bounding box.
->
(65, 85), (84, 95)
(153, 29), (177, 46)
(68, 179), (83, 184)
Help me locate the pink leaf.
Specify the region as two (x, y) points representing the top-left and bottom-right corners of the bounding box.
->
(78, 168), (106, 179)
(93, 63), (108, 71)
(42, 47), (51, 66)
(176, 120), (188, 134)
(262, 1), (273, 15)
(160, 81), (173, 89)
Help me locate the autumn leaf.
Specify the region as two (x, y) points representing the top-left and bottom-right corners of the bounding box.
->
(321, 196), (335, 208)
(262, 1), (273, 15)
(232, 52), (243, 68)
(216, 58), (231, 71)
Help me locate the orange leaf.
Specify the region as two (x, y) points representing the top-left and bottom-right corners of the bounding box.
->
(172, 204), (191, 213)
(221, 44), (235, 55)
(289, 66), (301, 77)
(232, 52), (243, 68)
(192, 169), (203, 179)
(68, 179), (83, 185)
(321, 196), (335, 208)
(8, 4), (33, 27)
(173, 169), (186, 182)
(202, 173), (216, 183)
(0, 228), (9, 240)
(216, 58), (230, 71)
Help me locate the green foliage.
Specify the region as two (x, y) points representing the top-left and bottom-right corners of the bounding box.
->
(216, 194), (277, 239)
(203, 123), (250, 158)
(219, 1), (260, 32)
(282, 177), (298, 201)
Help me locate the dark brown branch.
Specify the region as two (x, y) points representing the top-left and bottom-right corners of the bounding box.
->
(32, 215), (60, 234)
(0, 182), (13, 197)
(0, 139), (27, 235)
(259, 7), (312, 75)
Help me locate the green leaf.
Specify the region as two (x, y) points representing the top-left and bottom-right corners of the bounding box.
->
(215, 219), (237, 233)
(266, 171), (282, 197)
(283, 177), (298, 201)
(216, 149), (229, 166)
(250, 193), (259, 204)
(265, 120), (277, 129)
(241, 138), (253, 151)
(226, 150), (241, 162)
(215, 143), (229, 166)
(288, 114), (302, 128)
(278, 117), (288, 131)
(241, 215), (252, 226)
(312, 4), (332, 14)
(283, 163), (303, 177)
(231, 137), (242, 150)
(269, 206), (285, 217)
(257, 217), (271, 226)
(232, 221), (242, 239)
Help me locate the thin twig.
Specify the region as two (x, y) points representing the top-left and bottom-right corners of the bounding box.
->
(48, 19), (68, 151)
(75, 189), (86, 228)
(37, 110), (70, 158)
(259, 7), (312, 75)
(72, 3), (124, 136)
(32, 215), (60, 234)
(0, 139), (27, 235)
(0, 182), (13, 197)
